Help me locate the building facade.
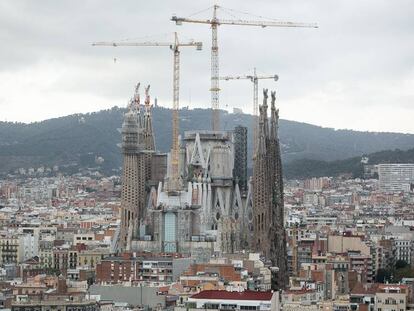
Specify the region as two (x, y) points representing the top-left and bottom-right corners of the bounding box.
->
(118, 85), (157, 252)
(378, 163), (414, 193)
(233, 125), (248, 194)
(132, 130), (246, 256)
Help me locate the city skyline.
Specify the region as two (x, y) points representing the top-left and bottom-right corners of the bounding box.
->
(2, 1), (414, 309)
(1, 0), (413, 133)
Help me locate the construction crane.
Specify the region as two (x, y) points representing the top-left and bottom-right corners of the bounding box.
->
(92, 33), (202, 191)
(172, 5), (318, 131)
(220, 68), (278, 156)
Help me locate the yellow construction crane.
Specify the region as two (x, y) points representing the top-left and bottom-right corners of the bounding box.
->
(172, 5), (318, 131)
(220, 68), (278, 156)
(92, 33), (202, 191)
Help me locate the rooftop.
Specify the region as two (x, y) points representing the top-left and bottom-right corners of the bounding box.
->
(190, 290), (273, 301)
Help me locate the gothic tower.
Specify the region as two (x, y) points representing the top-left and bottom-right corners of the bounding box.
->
(252, 91), (271, 254)
(233, 126), (248, 194)
(119, 84), (155, 252)
(252, 89), (288, 290)
(139, 85), (155, 232)
(268, 91), (288, 290)
(119, 99), (140, 252)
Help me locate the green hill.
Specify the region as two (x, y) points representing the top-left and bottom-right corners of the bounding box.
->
(284, 148), (414, 179)
(1, 106), (414, 175)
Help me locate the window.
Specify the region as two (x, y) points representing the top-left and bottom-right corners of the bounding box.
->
(163, 212), (177, 252)
(204, 303), (219, 309)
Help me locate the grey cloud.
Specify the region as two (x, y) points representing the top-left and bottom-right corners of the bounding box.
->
(0, 0), (413, 132)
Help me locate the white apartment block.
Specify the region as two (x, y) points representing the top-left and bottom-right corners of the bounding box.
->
(378, 163), (414, 193)
(375, 285), (407, 311)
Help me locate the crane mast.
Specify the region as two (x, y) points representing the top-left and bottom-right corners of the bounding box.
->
(92, 33), (202, 191)
(171, 33), (181, 191)
(211, 5), (220, 131)
(172, 5), (317, 131)
(252, 70), (259, 157)
(220, 69), (278, 156)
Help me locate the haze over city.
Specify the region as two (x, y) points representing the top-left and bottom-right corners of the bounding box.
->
(1, 0), (413, 133)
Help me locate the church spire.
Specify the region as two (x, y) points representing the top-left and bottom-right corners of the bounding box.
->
(257, 104), (267, 156)
(252, 88), (288, 291)
(270, 91), (278, 140)
(142, 84), (156, 152)
(262, 88), (269, 139)
(133, 82), (141, 112)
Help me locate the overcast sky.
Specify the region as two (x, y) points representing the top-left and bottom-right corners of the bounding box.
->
(1, 0), (413, 133)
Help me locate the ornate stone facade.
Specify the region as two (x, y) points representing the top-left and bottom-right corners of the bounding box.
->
(119, 84), (156, 252)
(134, 130), (245, 258)
(252, 89), (288, 290)
(119, 84), (252, 261)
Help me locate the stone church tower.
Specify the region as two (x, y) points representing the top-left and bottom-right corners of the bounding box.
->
(252, 89), (288, 290)
(118, 84), (155, 252)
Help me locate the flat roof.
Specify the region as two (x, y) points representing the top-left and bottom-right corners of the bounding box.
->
(190, 290), (273, 301)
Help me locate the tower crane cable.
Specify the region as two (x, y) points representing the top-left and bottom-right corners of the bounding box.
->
(186, 6), (214, 18)
(92, 33), (202, 192)
(219, 6), (292, 23)
(219, 68), (278, 157)
(172, 5), (317, 131)
(113, 32), (175, 43)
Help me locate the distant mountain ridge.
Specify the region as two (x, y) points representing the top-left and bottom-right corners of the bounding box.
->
(1, 106), (414, 175)
(284, 148), (414, 179)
